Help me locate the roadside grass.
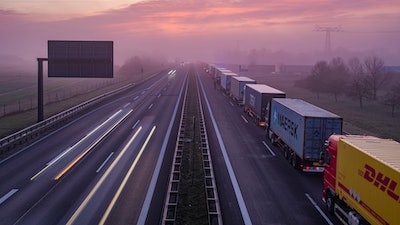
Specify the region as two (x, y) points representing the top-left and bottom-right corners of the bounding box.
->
(0, 69), (165, 138)
(250, 74), (400, 141)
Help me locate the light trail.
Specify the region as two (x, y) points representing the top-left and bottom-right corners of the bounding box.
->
(30, 110), (123, 181)
(99, 126), (156, 225)
(65, 126), (142, 225)
(53, 109), (132, 181)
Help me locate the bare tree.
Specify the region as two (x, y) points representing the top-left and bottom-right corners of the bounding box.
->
(348, 57), (364, 76)
(327, 57), (349, 102)
(364, 56), (389, 100)
(307, 60), (330, 98)
(348, 75), (372, 108)
(383, 82), (400, 117)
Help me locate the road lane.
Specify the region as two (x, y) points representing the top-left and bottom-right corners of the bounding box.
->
(103, 67), (188, 225)
(196, 65), (340, 224)
(198, 70), (252, 225)
(0, 68), (186, 225)
(0, 63), (342, 225)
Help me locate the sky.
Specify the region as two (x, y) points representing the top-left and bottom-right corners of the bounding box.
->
(1, 0), (399, 66)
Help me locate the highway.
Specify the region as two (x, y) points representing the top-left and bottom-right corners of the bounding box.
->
(0, 63), (341, 225)
(0, 67), (187, 225)
(196, 65), (340, 225)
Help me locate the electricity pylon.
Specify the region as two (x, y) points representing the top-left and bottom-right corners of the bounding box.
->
(314, 25), (342, 58)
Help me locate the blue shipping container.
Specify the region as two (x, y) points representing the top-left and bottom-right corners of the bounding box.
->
(270, 98), (342, 161)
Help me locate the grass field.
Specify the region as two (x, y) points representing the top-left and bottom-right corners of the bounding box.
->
(0, 68), (165, 138)
(249, 73), (400, 142)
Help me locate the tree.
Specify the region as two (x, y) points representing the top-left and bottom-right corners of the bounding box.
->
(364, 56), (389, 100)
(307, 60), (330, 98)
(347, 75), (372, 108)
(304, 58), (349, 102)
(383, 82), (400, 117)
(347, 57), (364, 76)
(327, 57), (349, 102)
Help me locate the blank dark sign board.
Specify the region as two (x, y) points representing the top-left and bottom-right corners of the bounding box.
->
(48, 40), (113, 78)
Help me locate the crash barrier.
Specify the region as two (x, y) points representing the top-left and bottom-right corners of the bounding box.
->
(0, 83), (134, 154)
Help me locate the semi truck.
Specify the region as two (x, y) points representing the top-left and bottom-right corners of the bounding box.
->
(244, 84), (285, 127)
(220, 71), (238, 93)
(268, 98), (342, 172)
(231, 76), (256, 103)
(323, 135), (400, 225)
(214, 68), (231, 86)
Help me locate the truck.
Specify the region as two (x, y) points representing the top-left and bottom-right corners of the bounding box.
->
(244, 84), (285, 127)
(268, 98), (342, 172)
(220, 71), (238, 93)
(230, 76), (256, 103)
(214, 68), (231, 86)
(323, 135), (400, 225)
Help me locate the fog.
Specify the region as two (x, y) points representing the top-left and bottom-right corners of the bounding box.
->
(1, 0), (399, 68)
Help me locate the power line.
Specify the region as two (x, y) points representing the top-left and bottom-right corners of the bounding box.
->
(313, 25), (343, 58)
(343, 30), (400, 34)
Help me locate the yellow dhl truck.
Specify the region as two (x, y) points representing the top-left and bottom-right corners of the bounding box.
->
(322, 135), (400, 225)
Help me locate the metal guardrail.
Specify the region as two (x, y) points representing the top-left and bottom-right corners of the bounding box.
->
(162, 77), (188, 224)
(197, 79), (223, 225)
(162, 72), (222, 225)
(0, 83), (134, 154)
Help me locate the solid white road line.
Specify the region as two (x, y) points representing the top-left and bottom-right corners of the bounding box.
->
(137, 73), (187, 225)
(262, 141), (276, 156)
(198, 72), (253, 225)
(305, 193), (334, 225)
(0, 189), (18, 205)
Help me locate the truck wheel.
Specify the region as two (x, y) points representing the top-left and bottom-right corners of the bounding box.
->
(326, 194), (335, 213)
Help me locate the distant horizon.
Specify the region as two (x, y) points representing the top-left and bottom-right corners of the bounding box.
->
(1, 53), (400, 77)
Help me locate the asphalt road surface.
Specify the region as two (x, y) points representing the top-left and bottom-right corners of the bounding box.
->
(0, 63), (341, 225)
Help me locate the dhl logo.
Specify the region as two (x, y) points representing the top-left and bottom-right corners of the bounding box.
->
(360, 164), (399, 202)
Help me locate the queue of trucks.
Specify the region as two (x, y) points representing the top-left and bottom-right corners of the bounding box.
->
(204, 64), (400, 225)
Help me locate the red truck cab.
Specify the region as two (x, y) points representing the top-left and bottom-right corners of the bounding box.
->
(322, 135), (339, 212)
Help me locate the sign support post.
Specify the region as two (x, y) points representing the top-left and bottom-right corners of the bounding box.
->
(36, 40), (113, 122)
(37, 58), (47, 122)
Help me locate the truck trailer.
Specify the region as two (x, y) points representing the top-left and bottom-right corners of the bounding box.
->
(244, 84), (285, 127)
(220, 71), (238, 93)
(323, 135), (400, 225)
(231, 76), (256, 103)
(268, 98), (342, 172)
(214, 68), (231, 86)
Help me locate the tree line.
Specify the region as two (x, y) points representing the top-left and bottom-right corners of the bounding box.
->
(296, 56), (400, 116)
